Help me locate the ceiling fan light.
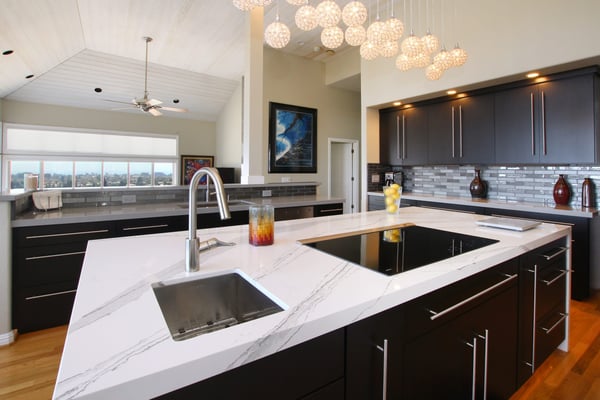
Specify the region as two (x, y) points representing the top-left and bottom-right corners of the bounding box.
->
(342, 1), (368, 27)
(295, 5), (319, 31)
(345, 25), (366, 46)
(316, 1), (342, 28)
(321, 26), (344, 49)
(265, 20), (291, 48)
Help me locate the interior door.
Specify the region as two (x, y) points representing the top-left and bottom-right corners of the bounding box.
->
(330, 140), (359, 213)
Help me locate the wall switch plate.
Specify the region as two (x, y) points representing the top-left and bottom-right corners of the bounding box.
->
(281, 177), (291, 183)
(122, 194), (136, 204)
(371, 174), (380, 183)
(262, 190), (272, 197)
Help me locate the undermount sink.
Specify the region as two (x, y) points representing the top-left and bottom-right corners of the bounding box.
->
(152, 270), (285, 341)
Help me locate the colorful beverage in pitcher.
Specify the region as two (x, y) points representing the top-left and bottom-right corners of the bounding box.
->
(249, 205), (274, 246)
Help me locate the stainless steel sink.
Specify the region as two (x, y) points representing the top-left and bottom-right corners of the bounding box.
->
(152, 271), (284, 341)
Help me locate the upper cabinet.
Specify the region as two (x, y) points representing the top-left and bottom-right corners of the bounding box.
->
(428, 93), (495, 165)
(380, 107), (428, 166)
(495, 71), (599, 164)
(380, 67), (599, 167)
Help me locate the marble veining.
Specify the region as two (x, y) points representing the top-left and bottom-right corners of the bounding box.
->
(53, 207), (570, 399)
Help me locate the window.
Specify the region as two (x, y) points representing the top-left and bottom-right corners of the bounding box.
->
(3, 124), (178, 191)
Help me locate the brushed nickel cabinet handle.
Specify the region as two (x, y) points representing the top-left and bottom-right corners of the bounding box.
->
(26, 229), (110, 240)
(427, 273), (518, 320)
(25, 289), (77, 301)
(459, 105), (464, 158)
(376, 339), (389, 400)
(541, 269), (567, 286)
(396, 115), (400, 160)
(402, 114), (407, 159)
(122, 224), (169, 231)
(541, 91), (547, 155)
(451, 106), (456, 158)
(465, 337), (477, 400)
(478, 329), (489, 400)
(542, 246), (567, 261)
(25, 250), (86, 261)
(530, 92), (535, 156)
(541, 312), (567, 334)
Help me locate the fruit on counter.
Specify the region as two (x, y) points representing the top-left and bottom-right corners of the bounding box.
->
(383, 183), (402, 214)
(383, 229), (401, 243)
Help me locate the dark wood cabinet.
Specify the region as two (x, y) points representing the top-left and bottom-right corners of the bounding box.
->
(428, 94), (495, 165)
(155, 328), (345, 400)
(495, 72), (599, 164)
(380, 107), (428, 166)
(313, 202), (344, 217)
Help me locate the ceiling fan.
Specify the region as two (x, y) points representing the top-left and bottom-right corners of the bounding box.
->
(107, 36), (187, 116)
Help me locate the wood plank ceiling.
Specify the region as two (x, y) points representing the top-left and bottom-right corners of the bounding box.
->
(0, 0), (365, 121)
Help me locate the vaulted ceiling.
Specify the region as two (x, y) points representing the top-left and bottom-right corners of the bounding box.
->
(0, 0), (362, 122)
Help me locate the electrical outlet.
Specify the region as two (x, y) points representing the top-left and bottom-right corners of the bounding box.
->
(371, 174), (380, 183)
(262, 190), (272, 197)
(281, 177), (291, 183)
(122, 194), (136, 204)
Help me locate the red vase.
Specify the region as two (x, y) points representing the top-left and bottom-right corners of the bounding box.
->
(553, 175), (570, 205)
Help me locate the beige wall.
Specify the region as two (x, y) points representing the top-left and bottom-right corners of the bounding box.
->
(216, 82), (243, 168)
(263, 48), (361, 191)
(1, 100), (217, 157)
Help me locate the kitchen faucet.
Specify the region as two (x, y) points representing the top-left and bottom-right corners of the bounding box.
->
(186, 167), (231, 273)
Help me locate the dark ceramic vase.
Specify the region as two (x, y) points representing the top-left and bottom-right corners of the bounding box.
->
(469, 169), (487, 199)
(582, 177), (594, 208)
(553, 174), (571, 205)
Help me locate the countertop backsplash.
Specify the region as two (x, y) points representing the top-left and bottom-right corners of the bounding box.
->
(369, 164), (600, 208)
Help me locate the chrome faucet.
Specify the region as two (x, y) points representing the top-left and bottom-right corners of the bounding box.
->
(186, 167), (231, 273)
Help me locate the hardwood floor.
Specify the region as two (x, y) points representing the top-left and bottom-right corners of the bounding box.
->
(1, 291), (599, 399)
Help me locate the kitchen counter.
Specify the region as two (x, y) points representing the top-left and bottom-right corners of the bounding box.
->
(12, 195), (343, 227)
(53, 207), (570, 399)
(368, 191), (598, 218)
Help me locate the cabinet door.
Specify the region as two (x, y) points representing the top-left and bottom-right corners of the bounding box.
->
(380, 110), (402, 165)
(457, 94), (495, 164)
(495, 85), (539, 164)
(346, 305), (403, 400)
(539, 74), (597, 164)
(427, 101), (455, 164)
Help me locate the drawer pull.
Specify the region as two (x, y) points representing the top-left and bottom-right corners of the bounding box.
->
(122, 224), (169, 231)
(26, 229), (110, 240)
(376, 339), (389, 400)
(427, 273), (518, 320)
(542, 247), (567, 261)
(541, 313), (567, 335)
(25, 250), (86, 261)
(318, 208), (343, 213)
(25, 289), (77, 301)
(541, 269), (568, 286)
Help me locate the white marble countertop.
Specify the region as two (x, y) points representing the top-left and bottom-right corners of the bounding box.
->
(368, 191), (598, 218)
(53, 207), (570, 399)
(13, 195), (343, 227)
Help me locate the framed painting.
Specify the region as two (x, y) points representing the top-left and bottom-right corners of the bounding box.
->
(180, 155), (214, 185)
(268, 102), (317, 173)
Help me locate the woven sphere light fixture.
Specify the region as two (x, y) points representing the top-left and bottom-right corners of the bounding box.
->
(450, 44), (468, 66)
(433, 47), (453, 70)
(395, 53), (413, 71)
(422, 31), (440, 55)
(400, 33), (423, 57)
(316, 1), (342, 28)
(385, 17), (404, 40)
(321, 26), (345, 49)
(233, 0), (254, 11)
(295, 4), (319, 31)
(425, 63), (444, 80)
(345, 25), (366, 46)
(360, 40), (379, 60)
(264, 18), (291, 48)
(286, 0), (306, 5)
(380, 40), (399, 58)
(342, 1), (368, 27)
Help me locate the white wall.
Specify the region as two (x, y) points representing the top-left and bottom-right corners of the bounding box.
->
(263, 48), (361, 191)
(216, 82), (243, 168)
(1, 100), (217, 157)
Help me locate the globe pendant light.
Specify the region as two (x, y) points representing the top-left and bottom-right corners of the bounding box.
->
(395, 53), (413, 71)
(385, 17), (404, 41)
(295, 4), (319, 31)
(433, 47), (453, 70)
(251, 0), (274, 5)
(425, 63), (443, 80)
(287, 0), (306, 4)
(366, 20), (390, 46)
(342, 1), (368, 27)
(345, 25), (366, 46)
(412, 52), (430, 68)
(379, 40), (399, 58)
(450, 44), (468, 66)
(316, 1), (342, 28)
(421, 30), (440, 55)
(233, 0), (254, 11)
(321, 26), (344, 49)
(265, 12), (291, 49)
(360, 41), (379, 60)
(400, 32), (422, 57)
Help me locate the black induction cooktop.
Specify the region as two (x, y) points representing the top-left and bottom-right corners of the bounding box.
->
(306, 225), (498, 276)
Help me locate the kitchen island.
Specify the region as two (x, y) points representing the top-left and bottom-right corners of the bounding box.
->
(53, 207), (571, 399)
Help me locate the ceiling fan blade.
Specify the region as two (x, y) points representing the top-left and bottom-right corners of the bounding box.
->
(159, 106), (188, 113)
(104, 99), (136, 106)
(148, 108), (162, 116)
(147, 98), (162, 106)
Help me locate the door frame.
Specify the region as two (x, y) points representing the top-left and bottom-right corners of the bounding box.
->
(328, 138), (360, 213)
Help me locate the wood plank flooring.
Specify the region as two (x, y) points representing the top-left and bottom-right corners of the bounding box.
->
(1, 291), (599, 399)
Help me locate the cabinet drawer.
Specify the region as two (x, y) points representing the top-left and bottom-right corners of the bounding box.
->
(536, 264), (567, 320)
(314, 203), (344, 217)
(14, 221), (115, 247)
(404, 259), (518, 339)
(13, 283), (77, 333)
(535, 305), (567, 367)
(15, 242), (86, 287)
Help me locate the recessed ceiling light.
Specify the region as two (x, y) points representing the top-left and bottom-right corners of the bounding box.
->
(2, 50), (14, 56)
(25, 74), (34, 79)
(526, 72), (540, 78)
(393, 101), (402, 106)
(173, 99), (180, 104)
(94, 87), (102, 93)
(447, 90), (457, 95)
